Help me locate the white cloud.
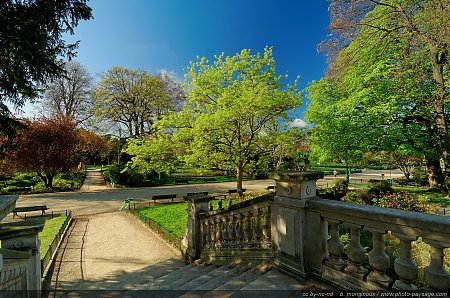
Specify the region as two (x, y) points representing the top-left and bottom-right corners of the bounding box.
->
(289, 118), (308, 128)
(158, 68), (182, 83)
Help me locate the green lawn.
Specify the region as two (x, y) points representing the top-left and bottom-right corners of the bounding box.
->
(138, 199), (230, 238)
(39, 216), (67, 259)
(139, 203), (188, 238)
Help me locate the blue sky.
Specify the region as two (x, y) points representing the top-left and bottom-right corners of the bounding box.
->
(27, 1), (331, 121)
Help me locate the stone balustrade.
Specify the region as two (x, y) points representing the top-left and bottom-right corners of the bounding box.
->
(308, 199), (450, 291)
(182, 194), (274, 264)
(202, 196), (273, 251)
(182, 172), (449, 292)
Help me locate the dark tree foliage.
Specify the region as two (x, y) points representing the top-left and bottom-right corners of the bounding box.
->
(0, 0), (92, 112)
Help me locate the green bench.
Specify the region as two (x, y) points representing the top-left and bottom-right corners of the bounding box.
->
(152, 194), (177, 203)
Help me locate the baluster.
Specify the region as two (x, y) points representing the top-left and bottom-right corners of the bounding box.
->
(345, 224), (368, 277)
(424, 240), (449, 290)
(203, 220), (211, 249)
(235, 214), (244, 248)
(261, 206), (271, 249)
(215, 217), (222, 248)
(253, 208), (263, 248)
(243, 211), (253, 248)
(367, 230), (390, 287)
(207, 219), (215, 249)
(221, 216), (229, 248)
(228, 215), (236, 248)
(326, 220), (345, 270)
(393, 234), (418, 291)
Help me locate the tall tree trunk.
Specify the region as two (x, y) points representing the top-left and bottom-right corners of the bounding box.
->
(37, 172), (54, 188)
(430, 45), (449, 194)
(236, 165), (243, 196)
(46, 174), (54, 189)
(425, 157), (443, 190)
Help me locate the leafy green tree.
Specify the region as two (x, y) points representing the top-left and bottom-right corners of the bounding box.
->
(93, 67), (183, 138)
(123, 136), (178, 184)
(269, 126), (311, 171)
(0, 0), (92, 115)
(322, 0), (450, 192)
(305, 77), (367, 182)
(163, 47), (301, 194)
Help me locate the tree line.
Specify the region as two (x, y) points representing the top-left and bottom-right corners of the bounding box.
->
(0, 0), (447, 195)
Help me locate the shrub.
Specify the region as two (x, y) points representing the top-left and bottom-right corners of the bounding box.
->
(333, 179), (348, 193)
(412, 166), (426, 185)
(367, 179), (393, 199)
(126, 171), (144, 186)
(103, 163), (126, 184)
(374, 192), (431, 212)
(341, 191), (368, 205)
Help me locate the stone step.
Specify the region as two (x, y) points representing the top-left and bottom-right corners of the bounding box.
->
(240, 268), (302, 291)
(192, 265), (248, 291)
(215, 266), (265, 291)
(143, 258), (187, 282)
(176, 264), (234, 290)
(159, 263), (218, 290)
(140, 263), (197, 289)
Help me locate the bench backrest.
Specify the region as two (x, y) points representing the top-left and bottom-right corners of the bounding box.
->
(152, 194), (176, 200)
(14, 206), (48, 211)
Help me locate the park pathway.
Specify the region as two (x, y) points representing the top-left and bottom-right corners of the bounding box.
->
(47, 211), (185, 294)
(48, 172), (185, 293)
(79, 169), (110, 192)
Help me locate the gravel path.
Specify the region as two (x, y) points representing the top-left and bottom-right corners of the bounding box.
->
(48, 212), (184, 292)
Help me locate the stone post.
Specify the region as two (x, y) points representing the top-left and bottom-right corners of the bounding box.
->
(181, 195), (211, 262)
(269, 171), (325, 278)
(0, 220), (45, 297)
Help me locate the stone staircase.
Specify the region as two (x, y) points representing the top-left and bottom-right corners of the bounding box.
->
(137, 259), (326, 294)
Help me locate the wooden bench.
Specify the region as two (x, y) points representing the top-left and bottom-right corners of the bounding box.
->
(13, 205), (48, 218)
(151, 194), (177, 203)
(266, 185), (275, 191)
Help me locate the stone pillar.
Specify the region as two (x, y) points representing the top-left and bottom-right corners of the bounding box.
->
(269, 171), (325, 278)
(0, 220), (45, 297)
(181, 195), (211, 262)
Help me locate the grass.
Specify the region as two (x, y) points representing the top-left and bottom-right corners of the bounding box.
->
(39, 216), (67, 259)
(137, 199), (233, 239)
(139, 203), (188, 238)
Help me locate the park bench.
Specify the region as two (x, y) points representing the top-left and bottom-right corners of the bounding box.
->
(151, 194), (177, 203)
(266, 185), (275, 191)
(12, 205), (48, 218)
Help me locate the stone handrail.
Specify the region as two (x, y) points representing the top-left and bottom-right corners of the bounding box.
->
(182, 172), (449, 292)
(308, 199), (449, 291)
(201, 195), (274, 252)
